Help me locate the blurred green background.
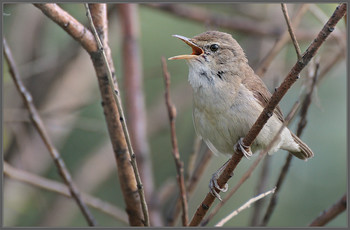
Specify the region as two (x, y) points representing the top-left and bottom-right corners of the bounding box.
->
(2, 3), (347, 227)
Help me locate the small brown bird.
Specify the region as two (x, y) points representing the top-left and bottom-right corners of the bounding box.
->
(169, 31), (314, 198)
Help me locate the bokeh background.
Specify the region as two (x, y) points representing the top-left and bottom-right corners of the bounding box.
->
(2, 3), (347, 227)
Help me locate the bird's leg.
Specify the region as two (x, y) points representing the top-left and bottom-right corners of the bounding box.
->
(209, 159), (231, 201)
(234, 137), (252, 159)
(209, 138), (252, 200)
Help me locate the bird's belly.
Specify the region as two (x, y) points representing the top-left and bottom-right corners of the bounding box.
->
(193, 98), (288, 156)
(193, 107), (245, 155)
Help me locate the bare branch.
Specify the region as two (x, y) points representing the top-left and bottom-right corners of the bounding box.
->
(309, 194), (347, 226)
(3, 38), (97, 226)
(215, 187), (276, 227)
(4, 162), (128, 224)
(281, 3), (302, 60)
(189, 3), (347, 226)
(161, 56), (189, 226)
(84, 4), (149, 226)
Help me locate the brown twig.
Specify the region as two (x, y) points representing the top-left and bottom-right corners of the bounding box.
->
(84, 4), (149, 226)
(202, 101), (300, 226)
(4, 162), (128, 224)
(255, 4), (310, 77)
(118, 4), (160, 226)
(3, 38), (97, 226)
(281, 3), (302, 60)
(189, 3), (346, 226)
(260, 59), (320, 227)
(215, 187), (276, 227)
(161, 56), (189, 226)
(309, 194), (347, 226)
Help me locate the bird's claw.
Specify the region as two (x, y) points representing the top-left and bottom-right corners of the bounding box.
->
(209, 171), (228, 201)
(235, 137), (252, 159)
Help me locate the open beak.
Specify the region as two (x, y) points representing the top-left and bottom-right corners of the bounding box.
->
(168, 35), (204, 60)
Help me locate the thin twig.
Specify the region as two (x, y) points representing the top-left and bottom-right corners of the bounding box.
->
(161, 56), (189, 226)
(215, 187), (276, 227)
(84, 4), (149, 226)
(202, 101), (300, 226)
(189, 3), (346, 226)
(281, 3), (302, 60)
(4, 162), (128, 224)
(260, 58), (320, 227)
(255, 4), (310, 77)
(118, 4), (160, 226)
(3, 38), (97, 226)
(309, 194), (347, 226)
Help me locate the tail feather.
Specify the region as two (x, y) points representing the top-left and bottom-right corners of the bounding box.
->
(290, 133), (314, 160)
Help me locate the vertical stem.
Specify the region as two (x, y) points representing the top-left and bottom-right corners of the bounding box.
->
(85, 4), (149, 226)
(162, 57), (189, 226)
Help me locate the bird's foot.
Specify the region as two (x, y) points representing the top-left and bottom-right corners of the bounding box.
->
(234, 137), (252, 159)
(209, 161), (231, 201)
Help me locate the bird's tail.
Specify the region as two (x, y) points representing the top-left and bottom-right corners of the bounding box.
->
(290, 133), (314, 160)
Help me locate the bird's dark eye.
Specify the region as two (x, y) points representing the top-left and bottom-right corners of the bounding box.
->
(210, 44), (219, 52)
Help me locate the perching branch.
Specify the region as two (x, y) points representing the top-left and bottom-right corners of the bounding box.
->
(161, 56), (189, 226)
(3, 38), (97, 226)
(4, 162), (128, 224)
(84, 4), (149, 226)
(188, 3), (347, 226)
(309, 194), (347, 226)
(215, 187), (276, 227)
